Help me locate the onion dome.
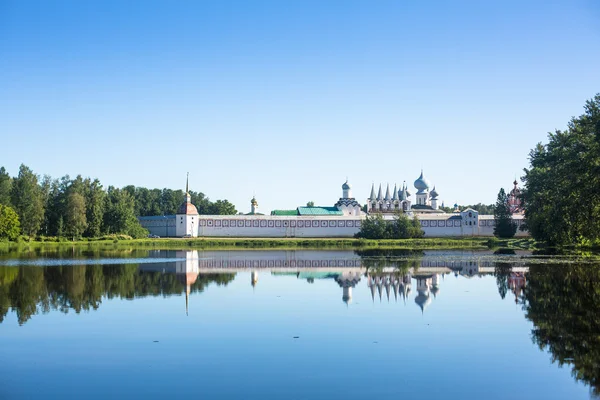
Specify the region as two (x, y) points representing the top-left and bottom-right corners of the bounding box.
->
(430, 186), (439, 199)
(342, 180), (351, 190)
(414, 170), (430, 192)
(251, 197), (258, 206)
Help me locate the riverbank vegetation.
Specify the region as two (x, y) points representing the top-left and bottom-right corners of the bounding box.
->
(0, 165), (237, 241)
(0, 236), (537, 252)
(522, 94), (600, 248)
(355, 213), (424, 239)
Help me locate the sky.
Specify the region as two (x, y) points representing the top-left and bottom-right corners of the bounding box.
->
(1, 0), (599, 214)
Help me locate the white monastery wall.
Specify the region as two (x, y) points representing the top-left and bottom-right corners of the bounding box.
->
(140, 212), (528, 238)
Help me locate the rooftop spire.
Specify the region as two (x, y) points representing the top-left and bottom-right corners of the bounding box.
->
(186, 172), (189, 194)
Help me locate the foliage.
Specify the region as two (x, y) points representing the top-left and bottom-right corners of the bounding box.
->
(0, 164), (237, 239)
(440, 203), (494, 214)
(355, 213), (424, 239)
(493, 188), (517, 238)
(104, 188), (148, 238)
(65, 192), (87, 238)
(0, 204), (21, 241)
(0, 167), (12, 207)
(10, 164), (45, 236)
(306, 201), (315, 207)
(522, 94), (600, 246)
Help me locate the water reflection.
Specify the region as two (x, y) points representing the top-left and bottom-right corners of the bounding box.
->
(1, 249), (599, 397)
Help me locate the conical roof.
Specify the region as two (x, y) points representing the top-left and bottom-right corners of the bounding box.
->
(377, 184), (383, 201)
(384, 184), (391, 201)
(369, 183), (376, 200)
(392, 184), (399, 200)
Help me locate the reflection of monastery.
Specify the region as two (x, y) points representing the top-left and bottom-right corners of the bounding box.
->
(139, 172), (526, 238)
(144, 250), (528, 313)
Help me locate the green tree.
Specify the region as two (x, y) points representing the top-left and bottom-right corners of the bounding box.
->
(10, 164), (44, 236)
(355, 214), (392, 239)
(0, 204), (21, 241)
(209, 199), (237, 215)
(522, 94), (600, 246)
(493, 188), (517, 238)
(104, 188), (148, 238)
(306, 201), (315, 207)
(84, 179), (105, 237)
(65, 192), (87, 239)
(0, 167), (12, 207)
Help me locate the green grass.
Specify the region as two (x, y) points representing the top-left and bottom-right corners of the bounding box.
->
(0, 236), (526, 251)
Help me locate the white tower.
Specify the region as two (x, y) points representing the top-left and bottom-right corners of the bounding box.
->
(175, 173), (199, 237)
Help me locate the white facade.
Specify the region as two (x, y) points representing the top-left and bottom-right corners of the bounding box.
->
(141, 209), (527, 238)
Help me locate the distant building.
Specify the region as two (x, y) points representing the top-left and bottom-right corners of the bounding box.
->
(139, 174), (527, 238)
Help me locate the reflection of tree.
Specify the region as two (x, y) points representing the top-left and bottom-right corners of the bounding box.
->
(494, 262), (513, 300)
(355, 249), (423, 276)
(524, 264), (600, 395)
(0, 265), (235, 325)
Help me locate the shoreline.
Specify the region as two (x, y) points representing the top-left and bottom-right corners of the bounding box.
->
(0, 236), (537, 251)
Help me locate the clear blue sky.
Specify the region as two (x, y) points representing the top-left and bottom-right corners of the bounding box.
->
(1, 0), (599, 213)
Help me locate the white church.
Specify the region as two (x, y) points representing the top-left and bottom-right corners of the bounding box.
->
(138, 171), (527, 238)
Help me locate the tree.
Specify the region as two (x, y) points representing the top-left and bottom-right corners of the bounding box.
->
(355, 214), (392, 239)
(65, 192), (87, 239)
(522, 94), (600, 246)
(493, 188), (517, 238)
(104, 188), (148, 238)
(0, 204), (21, 241)
(306, 201), (315, 207)
(391, 213), (424, 239)
(209, 199), (237, 215)
(11, 164), (44, 236)
(0, 167), (12, 207)
(84, 179), (105, 237)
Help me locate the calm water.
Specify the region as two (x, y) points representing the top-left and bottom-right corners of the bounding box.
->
(0, 248), (599, 400)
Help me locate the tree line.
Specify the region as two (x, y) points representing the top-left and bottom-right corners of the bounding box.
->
(0, 164), (237, 240)
(522, 94), (600, 247)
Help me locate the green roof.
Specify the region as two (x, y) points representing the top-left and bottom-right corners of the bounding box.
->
(297, 206), (343, 216)
(270, 209), (299, 216)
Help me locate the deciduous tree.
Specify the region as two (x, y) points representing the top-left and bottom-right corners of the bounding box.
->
(0, 204), (20, 241)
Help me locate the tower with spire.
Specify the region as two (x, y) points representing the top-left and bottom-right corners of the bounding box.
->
(175, 173), (200, 237)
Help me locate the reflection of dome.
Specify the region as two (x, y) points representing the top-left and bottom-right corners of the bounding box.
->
(342, 180), (351, 190)
(415, 291), (431, 312)
(414, 171), (430, 192)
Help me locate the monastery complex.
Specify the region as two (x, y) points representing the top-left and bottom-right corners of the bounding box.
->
(139, 171), (526, 238)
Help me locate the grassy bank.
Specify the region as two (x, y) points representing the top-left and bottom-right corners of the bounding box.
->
(0, 236), (536, 251)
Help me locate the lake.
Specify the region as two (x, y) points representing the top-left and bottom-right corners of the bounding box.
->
(0, 248), (598, 399)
